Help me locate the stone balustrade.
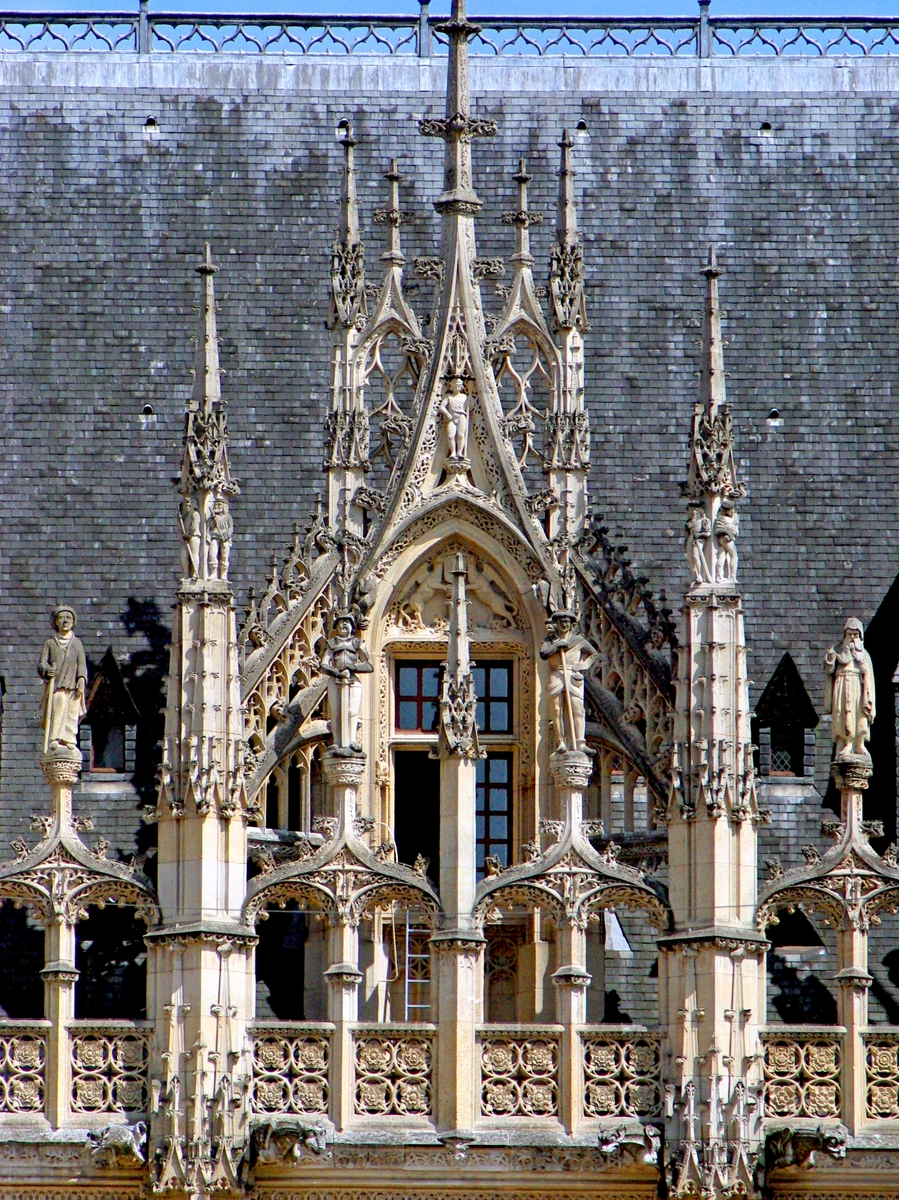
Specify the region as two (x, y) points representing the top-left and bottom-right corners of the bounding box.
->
(69, 1020), (151, 1116)
(353, 1024), (435, 1117)
(864, 1031), (899, 1120)
(479, 1026), (562, 1118)
(582, 1028), (662, 1119)
(0, 1020), (49, 1115)
(761, 1027), (844, 1120)
(249, 1022), (333, 1116)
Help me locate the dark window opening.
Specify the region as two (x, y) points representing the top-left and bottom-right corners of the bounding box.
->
(485, 925), (522, 1022)
(75, 907), (147, 1019)
(753, 652), (817, 777)
(256, 905), (307, 1020)
(0, 907), (43, 1018)
(395, 661), (440, 732)
(393, 750), (440, 880)
(287, 757), (302, 831)
(91, 724), (126, 772)
(82, 648), (140, 776)
(476, 752), (512, 877)
(266, 775), (279, 829)
(473, 661), (513, 734)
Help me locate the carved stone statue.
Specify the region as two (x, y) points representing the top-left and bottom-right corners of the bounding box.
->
(685, 501), (712, 586)
(320, 611), (373, 754)
(178, 496), (202, 579)
(713, 499), (739, 583)
(38, 605), (88, 754)
(539, 610), (600, 754)
(207, 496), (233, 581)
(824, 617), (876, 760)
(438, 375), (470, 460)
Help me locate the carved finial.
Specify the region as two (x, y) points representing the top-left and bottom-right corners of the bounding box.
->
(178, 246), (237, 583)
(700, 243), (726, 420)
(501, 158), (541, 266)
(373, 158), (405, 266)
(682, 246), (744, 588)
(555, 131), (577, 247)
(550, 131), (587, 333)
(436, 554), (484, 759)
(329, 121), (365, 329)
(419, 0), (496, 213)
(192, 242), (221, 416)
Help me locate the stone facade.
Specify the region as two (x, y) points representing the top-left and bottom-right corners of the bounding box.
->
(3, 21), (899, 1200)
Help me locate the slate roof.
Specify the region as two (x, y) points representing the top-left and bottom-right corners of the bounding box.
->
(3, 58), (899, 849)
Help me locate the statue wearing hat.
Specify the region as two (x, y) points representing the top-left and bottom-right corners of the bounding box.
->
(540, 610), (600, 755)
(824, 617), (876, 760)
(319, 611), (373, 754)
(38, 605), (88, 755)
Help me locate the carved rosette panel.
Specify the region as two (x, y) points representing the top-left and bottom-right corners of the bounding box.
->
(250, 1027), (330, 1115)
(353, 1028), (432, 1116)
(864, 1033), (899, 1119)
(582, 1032), (661, 1118)
(0, 1025), (45, 1113)
(479, 1030), (559, 1117)
(762, 1032), (842, 1119)
(70, 1026), (150, 1114)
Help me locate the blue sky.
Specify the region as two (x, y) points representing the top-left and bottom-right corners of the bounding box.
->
(7, 0), (899, 24)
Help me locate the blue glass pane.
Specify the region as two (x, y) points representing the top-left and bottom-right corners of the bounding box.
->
(422, 701), (437, 731)
(422, 667), (440, 696)
(476, 816), (485, 839)
(398, 666), (418, 695)
(490, 701), (509, 731)
(490, 667), (509, 697)
(473, 667), (485, 693)
(489, 815), (507, 839)
(476, 845), (485, 867)
(490, 757), (508, 782)
(476, 701), (486, 728)
(398, 700), (418, 729)
(489, 787), (508, 810)
(476, 760), (486, 783)
(495, 846), (508, 867)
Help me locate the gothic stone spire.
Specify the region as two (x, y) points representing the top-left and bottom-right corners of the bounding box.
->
(178, 244), (237, 584)
(329, 122), (365, 331)
(549, 130), (587, 335)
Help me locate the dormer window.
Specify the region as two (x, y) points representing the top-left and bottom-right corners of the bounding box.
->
(79, 648), (140, 777)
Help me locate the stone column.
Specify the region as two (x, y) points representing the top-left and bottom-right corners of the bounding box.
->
(40, 751), (82, 1129)
(321, 749), (366, 1132)
(432, 750), (484, 1132)
(832, 757), (873, 1135)
(550, 751), (593, 1135)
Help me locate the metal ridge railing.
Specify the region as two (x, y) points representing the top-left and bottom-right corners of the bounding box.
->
(3, 1), (899, 57)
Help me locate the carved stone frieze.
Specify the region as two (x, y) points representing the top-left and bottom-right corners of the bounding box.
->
(387, 541), (521, 635)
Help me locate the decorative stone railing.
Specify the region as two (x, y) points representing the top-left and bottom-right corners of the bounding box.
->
(0, 1020), (49, 1116)
(864, 1030), (899, 1120)
(69, 1020), (151, 1116)
(582, 1027), (662, 1119)
(249, 1022), (333, 1116)
(5, 3), (899, 59)
(353, 1024), (434, 1117)
(479, 1025), (561, 1118)
(761, 1027), (844, 1120)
